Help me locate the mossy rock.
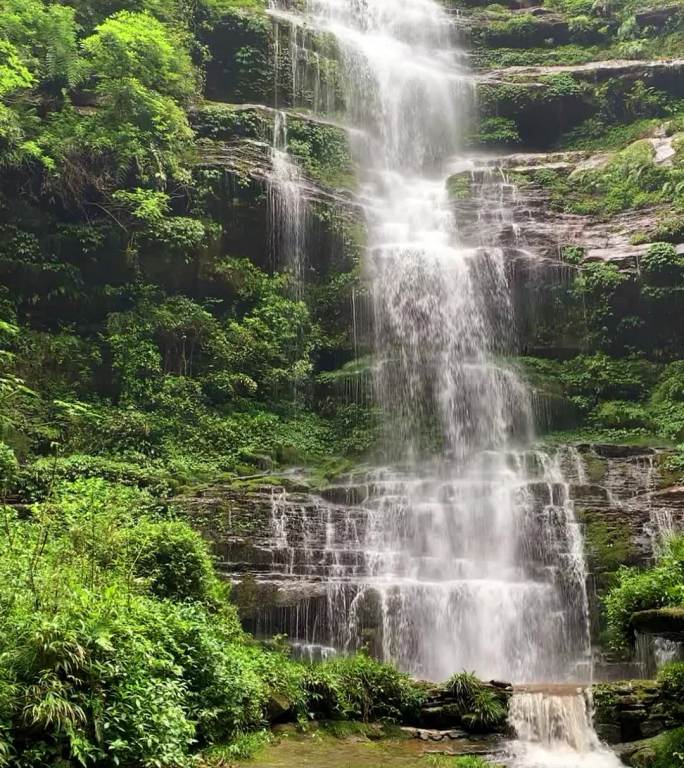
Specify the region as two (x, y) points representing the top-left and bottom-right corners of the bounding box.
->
(191, 103), (274, 141)
(582, 452), (608, 483)
(582, 515), (636, 574)
(631, 608), (684, 640)
(620, 735), (660, 767)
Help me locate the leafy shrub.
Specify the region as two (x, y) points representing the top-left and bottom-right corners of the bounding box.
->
(652, 213), (684, 243)
(560, 354), (658, 406)
(0, 475), (312, 765)
(473, 117), (521, 146)
(0, 442), (18, 488)
(124, 518), (224, 603)
(561, 245), (585, 265)
(305, 654), (424, 722)
(605, 536), (684, 649)
(650, 362), (684, 441)
(285, 119), (354, 188)
(591, 400), (652, 430)
(445, 672), (507, 732)
(82, 11), (196, 102)
(641, 242), (684, 284)
(13, 455), (173, 503)
(658, 661), (684, 702)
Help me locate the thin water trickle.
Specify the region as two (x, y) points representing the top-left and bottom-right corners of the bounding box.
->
(268, 110), (308, 290)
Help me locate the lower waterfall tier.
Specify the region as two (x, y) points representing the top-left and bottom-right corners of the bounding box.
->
(215, 447), (595, 682)
(178, 442), (683, 684)
(508, 689), (623, 768)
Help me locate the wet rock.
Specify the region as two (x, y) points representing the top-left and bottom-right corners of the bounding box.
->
(640, 718), (668, 739)
(485, 58), (684, 86)
(593, 680), (681, 743)
(418, 705), (463, 728)
(446, 729), (469, 739)
(176, 447), (681, 662)
(596, 723), (623, 743)
(587, 444), (658, 459)
(319, 484), (369, 505)
(615, 736), (660, 768)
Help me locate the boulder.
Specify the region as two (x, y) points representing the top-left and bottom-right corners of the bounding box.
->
(631, 608), (684, 641)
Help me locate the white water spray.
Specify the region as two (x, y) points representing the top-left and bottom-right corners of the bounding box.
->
(508, 688), (623, 768)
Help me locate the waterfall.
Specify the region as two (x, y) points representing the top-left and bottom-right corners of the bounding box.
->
(266, 0), (596, 686)
(508, 688), (623, 767)
(635, 632), (684, 677)
(259, 0), (636, 757)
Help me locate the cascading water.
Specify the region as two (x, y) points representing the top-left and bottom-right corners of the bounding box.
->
(268, 110), (307, 290)
(265, 0), (622, 762)
(269, 0), (590, 682)
(508, 688), (622, 767)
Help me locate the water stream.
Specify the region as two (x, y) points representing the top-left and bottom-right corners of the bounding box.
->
(266, 0), (624, 762)
(268, 110), (307, 291)
(507, 689), (622, 768)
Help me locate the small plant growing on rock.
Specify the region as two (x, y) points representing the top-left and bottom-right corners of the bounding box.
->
(561, 244), (585, 265)
(641, 242), (684, 284)
(657, 661), (684, 703)
(445, 672), (507, 732)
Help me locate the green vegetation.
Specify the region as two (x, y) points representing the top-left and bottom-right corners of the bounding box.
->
(304, 655), (425, 723)
(0, 0), (397, 762)
(0, 475), (307, 766)
(475, 66), (684, 149)
(0, 0), (368, 486)
(3, 0), (684, 760)
(424, 758), (503, 768)
(285, 118), (355, 189)
(443, 672), (507, 732)
(652, 727), (684, 768)
(526, 136), (684, 216)
(582, 515), (635, 575)
(604, 535), (684, 649)
(470, 0), (684, 69)
(0, 468), (436, 765)
(521, 355), (684, 446)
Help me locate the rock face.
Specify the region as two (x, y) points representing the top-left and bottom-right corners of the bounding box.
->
(484, 59), (684, 85)
(448, 140), (684, 358)
(593, 679), (684, 744)
(176, 444), (683, 667)
(476, 59), (684, 147)
(173, 0), (683, 690)
(412, 681), (512, 731)
(450, 143), (675, 272)
(631, 608), (684, 641)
